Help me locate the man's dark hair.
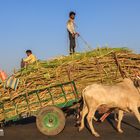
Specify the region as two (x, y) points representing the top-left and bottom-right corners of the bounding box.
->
(69, 11), (76, 17)
(26, 50), (32, 54)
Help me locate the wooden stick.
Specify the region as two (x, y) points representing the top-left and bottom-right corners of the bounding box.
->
(113, 52), (126, 79)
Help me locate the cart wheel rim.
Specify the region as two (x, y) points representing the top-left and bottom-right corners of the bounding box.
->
(36, 106), (66, 136)
(43, 112), (59, 130)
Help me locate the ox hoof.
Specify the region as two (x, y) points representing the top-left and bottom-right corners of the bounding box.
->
(93, 117), (98, 122)
(79, 126), (84, 132)
(115, 118), (118, 122)
(118, 129), (123, 133)
(94, 132), (100, 137)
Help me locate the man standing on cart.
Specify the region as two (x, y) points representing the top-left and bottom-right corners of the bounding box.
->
(67, 11), (79, 55)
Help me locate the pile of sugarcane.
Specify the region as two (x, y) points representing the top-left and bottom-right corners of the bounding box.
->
(0, 47), (140, 121)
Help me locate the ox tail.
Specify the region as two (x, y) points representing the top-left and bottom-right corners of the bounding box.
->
(77, 88), (87, 112)
(81, 88), (88, 109)
(76, 88), (87, 125)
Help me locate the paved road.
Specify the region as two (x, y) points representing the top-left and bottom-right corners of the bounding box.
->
(1, 114), (140, 140)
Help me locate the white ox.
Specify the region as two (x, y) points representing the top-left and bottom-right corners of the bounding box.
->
(79, 78), (140, 137)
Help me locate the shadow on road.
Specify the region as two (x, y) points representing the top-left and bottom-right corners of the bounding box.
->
(4, 117), (36, 127)
(106, 114), (140, 132)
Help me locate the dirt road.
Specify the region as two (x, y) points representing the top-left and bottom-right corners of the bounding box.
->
(1, 114), (140, 140)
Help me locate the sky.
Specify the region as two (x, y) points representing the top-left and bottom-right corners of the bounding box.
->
(0, 0), (140, 74)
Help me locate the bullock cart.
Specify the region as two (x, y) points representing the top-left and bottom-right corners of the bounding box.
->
(0, 81), (80, 136)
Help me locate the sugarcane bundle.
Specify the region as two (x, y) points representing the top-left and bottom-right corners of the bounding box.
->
(0, 109), (4, 121)
(5, 110), (17, 119)
(0, 85), (76, 121)
(0, 47), (140, 101)
(0, 47), (140, 122)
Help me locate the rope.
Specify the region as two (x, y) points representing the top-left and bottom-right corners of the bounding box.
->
(78, 34), (93, 51)
(69, 21), (93, 51)
(66, 28), (93, 53)
(76, 36), (83, 52)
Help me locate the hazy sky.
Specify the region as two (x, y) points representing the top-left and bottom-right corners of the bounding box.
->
(0, 0), (140, 74)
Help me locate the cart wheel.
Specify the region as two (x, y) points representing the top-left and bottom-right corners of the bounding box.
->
(36, 105), (66, 136)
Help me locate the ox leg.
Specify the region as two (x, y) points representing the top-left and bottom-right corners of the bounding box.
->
(114, 112), (118, 122)
(132, 108), (140, 123)
(87, 108), (100, 137)
(114, 109), (119, 122)
(79, 105), (88, 131)
(117, 110), (124, 133)
(93, 115), (98, 122)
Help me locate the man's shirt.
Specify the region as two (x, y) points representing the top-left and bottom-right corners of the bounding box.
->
(24, 54), (37, 64)
(67, 19), (76, 34)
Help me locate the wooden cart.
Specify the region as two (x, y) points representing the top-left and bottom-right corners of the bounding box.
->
(0, 81), (80, 136)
